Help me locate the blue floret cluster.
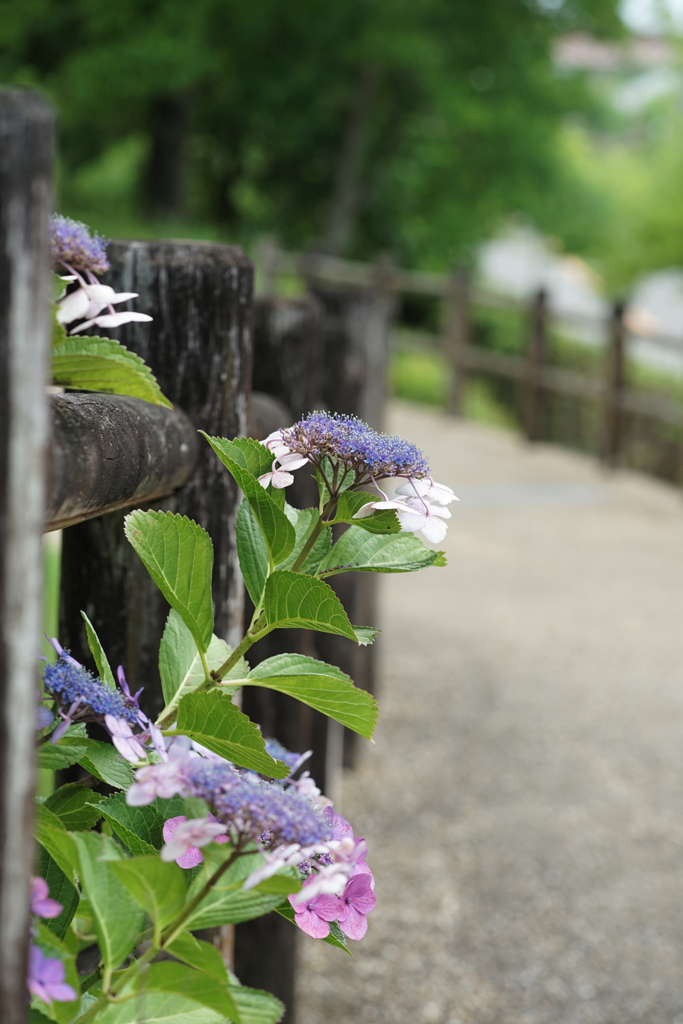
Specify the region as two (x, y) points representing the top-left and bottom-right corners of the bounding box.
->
(50, 214), (110, 275)
(43, 655), (139, 725)
(187, 760), (333, 847)
(284, 411), (429, 480)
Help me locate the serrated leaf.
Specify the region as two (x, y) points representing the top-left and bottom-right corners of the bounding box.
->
(51, 335), (172, 408)
(85, 991), (226, 1023)
(211, 436), (275, 477)
(236, 501), (269, 605)
(45, 784), (104, 831)
(33, 805), (79, 881)
(165, 932), (229, 984)
(125, 510), (214, 653)
(352, 625), (380, 646)
(332, 491), (401, 534)
(175, 691), (288, 778)
(230, 985), (285, 1024)
(278, 507), (332, 575)
(120, 963), (243, 1024)
(96, 792), (184, 856)
(203, 434), (295, 567)
(33, 921), (81, 1021)
(36, 846), (79, 939)
(263, 570), (357, 642)
(318, 527), (446, 576)
(243, 654), (378, 739)
(80, 611), (116, 687)
(110, 857), (186, 929)
(72, 832), (144, 969)
(37, 727), (90, 771)
(159, 609), (242, 707)
(77, 740), (134, 790)
(275, 903), (352, 955)
(181, 851), (285, 930)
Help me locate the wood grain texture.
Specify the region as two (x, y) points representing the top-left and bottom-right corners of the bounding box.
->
(46, 393), (198, 531)
(60, 241), (252, 720)
(0, 88), (52, 1024)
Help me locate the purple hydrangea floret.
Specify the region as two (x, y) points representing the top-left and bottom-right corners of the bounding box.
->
(186, 760), (333, 847)
(283, 411), (429, 480)
(50, 214), (110, 274)
(43, 655), (139, 726)
(264, 738), (304, 772)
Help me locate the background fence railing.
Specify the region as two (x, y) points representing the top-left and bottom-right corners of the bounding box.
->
(259, 240), (683, 486)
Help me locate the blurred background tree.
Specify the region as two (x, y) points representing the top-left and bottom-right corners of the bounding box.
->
(0, 0), (626, 271)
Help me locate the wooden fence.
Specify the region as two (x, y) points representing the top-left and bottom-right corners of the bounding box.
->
(259, 241), (683, 483)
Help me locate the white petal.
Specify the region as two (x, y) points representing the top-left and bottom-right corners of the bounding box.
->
(396, 479), (430, 498)
(395, 509), (428, 533)
(257, 472), (274, 489)
(109, 291), (139, 305)
(426, 482), (458, 504)
(56, 288), (90, 324)
(82, 284), (116, 318)
(429, 504), (451, 520)
(70, 312), (153, 333)
(270, 470), (295, 488)
(420, 517), (449, 543)
(276, 453), (308, 470)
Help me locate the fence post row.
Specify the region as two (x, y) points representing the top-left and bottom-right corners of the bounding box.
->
(522, 288), (549, 442)
(0, 89), (53, 1024)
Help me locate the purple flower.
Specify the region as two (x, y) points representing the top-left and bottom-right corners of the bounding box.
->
(161, 814), (229, 868)
(27, 945), (77, 1004)
(337, 873), (377, 940)
(105, 715), (147, 764)
(288, 878), (343, 939)
(126, 753), (194, 806)
(30, 877), (62, 920)
(43, 641), (140, 727)
(50, 215), (110, 275)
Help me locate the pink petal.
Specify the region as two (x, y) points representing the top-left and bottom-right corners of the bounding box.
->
(352, 861), (375, 890)
(293, 907), (331, 939)
(48, 982), (78, 1002)
(312, 894), (343, 922)
(163, 815), (186, 841)
(175, 845), (204, 869)
(41, 957), (67, 984)
(338, 905), (369, 940)
(34, 898), (63, 919)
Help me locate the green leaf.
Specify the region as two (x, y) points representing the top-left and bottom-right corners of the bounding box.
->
(332, 491), (401, 534)
(77, 740), (134, 790)
(236, 500), (269, 605)
(33, 921), (81, 1021)
(37, 727), (90, 771)
(36, 846), (79, 939)
(45, 784), (104, 831)
(263, 570), (357, 642)
(352, 625), (380, 646)
(203, 434), (295, 567)
(276, 903), (352, 956)
(278, 507), (332, 575)
(175, 691), (289, 778)
(51, 335), (172, 408)
(33, 805), (79, 881)
(85, 991), (226, 1023)
(110, 857), (186, 929)
(205, 436), (274, 478)
(244, 654), (378, 739)
(80, 611), (116, 687)
(125, 510), (214, 653)
(123, 963), (243, 1023)
(182, 852), (285, 930)
(72, 832), (144, 969)
(96, 792), (184, 856)
(165, 932), (229, 983)
(318, 527), (446, 576)
(159, 609), (243, 707)
(230, 985), (285, 1024)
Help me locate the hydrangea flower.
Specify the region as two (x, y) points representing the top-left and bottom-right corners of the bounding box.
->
(27, 946), (77, 1004)
(50, 214), (153, 335)
(42, 641), (150, 762)
(337, 873), (377, 940)
(287, 877), (342, 939)
(31, 877), (62, 919)
(161, 815), (228, 867)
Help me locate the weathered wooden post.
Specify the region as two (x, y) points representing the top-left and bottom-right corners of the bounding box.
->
(522, 288), (548, 441)
(0, 88), (53, 1024)
(443, 268), (470, 416)
(604, 300), (626, 467)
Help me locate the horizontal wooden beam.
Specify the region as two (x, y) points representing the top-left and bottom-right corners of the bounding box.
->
(46, 393), (199, 532)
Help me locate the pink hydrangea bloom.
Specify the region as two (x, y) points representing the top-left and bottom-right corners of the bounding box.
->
(288, 878), (342, 939)
(27, 945), (77, 1004)
(30, 877), (63, 919)
(161, 814), (229, 868)
(337, 873), (377, 940)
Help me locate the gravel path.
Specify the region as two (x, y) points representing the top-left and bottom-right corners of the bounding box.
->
(296, 401), (683, 1024)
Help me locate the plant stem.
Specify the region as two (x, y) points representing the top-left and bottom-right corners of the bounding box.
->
(291, 497), (338, 573)
(158, 847), (243, 949)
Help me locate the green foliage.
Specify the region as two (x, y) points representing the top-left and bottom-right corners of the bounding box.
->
(45, 784), (104, 831)
(263, 570), (358, 641)
(124, 510), (214, 653)
(243, 654), (378, 738)
(159, 609), (243, 706)
(32, 921), (81, 1021)
(203, 434), (295, 567)
(110, 857), (186, 930)
(52, 335), (172, 408)
(36, 846), (79, 939)
(77, 740), (134, 790)
(279, 507), (332, 574)
(71, 832), (145, 969)
(236, 500), (270, 605)
(332, 492), (401, 534)
(81, 612), (116, 687)
(165, 932), (230, 983)
(96, 792), (184, 855)
(33, 805), (79, 881)
(318, 526), (446, 575)
(175, 691), (289, 777)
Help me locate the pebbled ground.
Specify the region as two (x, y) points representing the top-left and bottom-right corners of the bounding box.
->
(296, 401), (683, 1024)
